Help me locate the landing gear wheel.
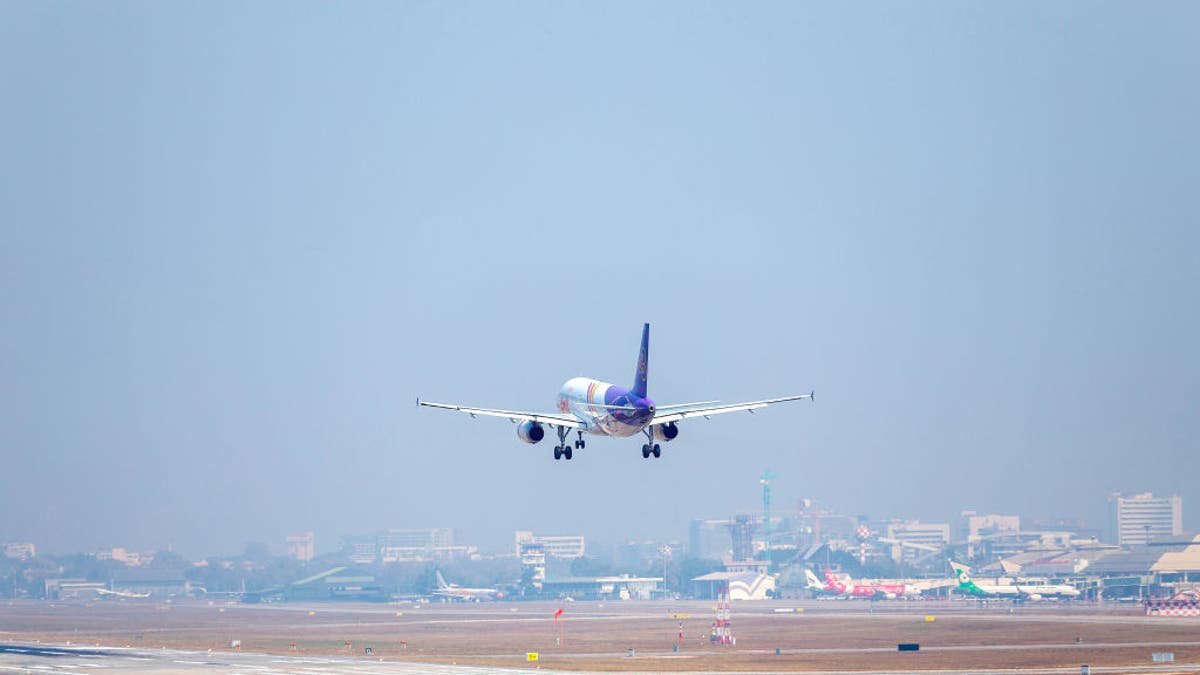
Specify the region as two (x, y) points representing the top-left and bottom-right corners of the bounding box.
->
(641, 444), (651, 459)
(576, 431), (586, 450)
(552, 425), (573, 462)
(652, 444), (661, 458)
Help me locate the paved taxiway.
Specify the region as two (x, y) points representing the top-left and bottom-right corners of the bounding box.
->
(6, 641), (1200, 675)
(0, 642), (537, 674)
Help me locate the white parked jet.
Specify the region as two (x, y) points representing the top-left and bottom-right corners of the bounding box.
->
(949, 561), (1080, 600)
(433, 571), (502, 601)
(419, 324), (813, 460)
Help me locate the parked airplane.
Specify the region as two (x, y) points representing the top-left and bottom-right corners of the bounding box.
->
(804, 568), (835, 594)
(949, 561), (1080, 600)
(823, 569), (919, 600)
(433, 571), (502, 601)
(94, 588), (151, 599)
(419, 324), (813, 460)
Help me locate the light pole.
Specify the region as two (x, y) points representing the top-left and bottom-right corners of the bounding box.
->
(662, 545), (672, 597)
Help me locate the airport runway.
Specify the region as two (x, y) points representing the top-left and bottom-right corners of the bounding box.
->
(5, 641), (1200, 675)
(5, 601), (1200, 673)
(0, 642), (541, 674)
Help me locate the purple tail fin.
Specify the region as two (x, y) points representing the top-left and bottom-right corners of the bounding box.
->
(632, 323), (649, 398)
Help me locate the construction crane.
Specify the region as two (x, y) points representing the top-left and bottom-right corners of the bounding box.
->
(761, 469), (776, 570)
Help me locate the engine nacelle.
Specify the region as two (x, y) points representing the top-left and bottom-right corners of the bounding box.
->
(652, 422), (679, 442)
(517, 420), (545, 444)
(1025, 593), (1042, 601)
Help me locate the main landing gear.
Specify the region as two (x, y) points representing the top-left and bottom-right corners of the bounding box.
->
(553, 427), (585, 461)
(640, 427), (661, 459)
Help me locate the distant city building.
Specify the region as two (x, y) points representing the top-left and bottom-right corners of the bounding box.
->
(519, 541), (546, 592)
(1027, 517), (1102, 542)
(689, 519), (733, 560)
(341, 535), (378, 564)
(960, 511), (1021, 541)
(286, 532), (314, 561)
(539, 574), (661, 600)
(44, 578), (106, 600)
(728, 515), (757, 562)
(514, 531), (585, 559)
(339, 529), (470, 563)
(3, 542), (35, 561)
(884, 520), (950, 563)
(378, 528), (464, 561)
(960, 511), (1021, 558)
(95, 548), (141, 566)
(692, 569), (776, 600)
(111, 568), (190, 598)
(1108, 492), (1183, 546)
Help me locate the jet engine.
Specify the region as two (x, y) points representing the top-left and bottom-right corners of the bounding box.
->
(516, 420), (545, 444)
(652, 422), (679, 442)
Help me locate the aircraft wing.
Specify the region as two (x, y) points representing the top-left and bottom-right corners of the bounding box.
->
(650, 392), (813, 425)
(418, 400), (582, 428)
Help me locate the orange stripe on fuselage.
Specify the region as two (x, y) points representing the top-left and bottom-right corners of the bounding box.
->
(586, 381), (599, 402)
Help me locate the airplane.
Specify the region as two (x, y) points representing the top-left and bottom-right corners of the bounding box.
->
(418, 323), (813, 460)
(94, 588), (151, 599)
(804, 568), (839, 595)
(823, 569), (919, 600)
(949, 561), (1080, 600)
(433, 571), (503, 601)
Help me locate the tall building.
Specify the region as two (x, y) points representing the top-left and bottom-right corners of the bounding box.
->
(286, 532), (314, 561)
(728, 515), (757, 562)
(1108, 492), (1183, 546)
(884, 520), (950, 563)
(377, 528), (456, 560)
(341, 534), (378, 564)
(514, 531), (585, 559)
(3, 542), (35, 561)
(689, 519), (733, 560)
(518, 541), (546, 592)
(959, 511), (1020, 558)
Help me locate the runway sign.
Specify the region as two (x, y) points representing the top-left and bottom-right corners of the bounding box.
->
(526, 652), (539, 661)
(898, 643), (919, 651)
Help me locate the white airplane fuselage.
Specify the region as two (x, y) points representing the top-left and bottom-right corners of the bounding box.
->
(558, 377), (655, 437)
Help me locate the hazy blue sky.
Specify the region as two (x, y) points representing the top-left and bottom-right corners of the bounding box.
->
(2, 2), (1196, 558)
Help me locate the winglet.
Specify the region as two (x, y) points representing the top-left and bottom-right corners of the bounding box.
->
(810, 390), (815, 401)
